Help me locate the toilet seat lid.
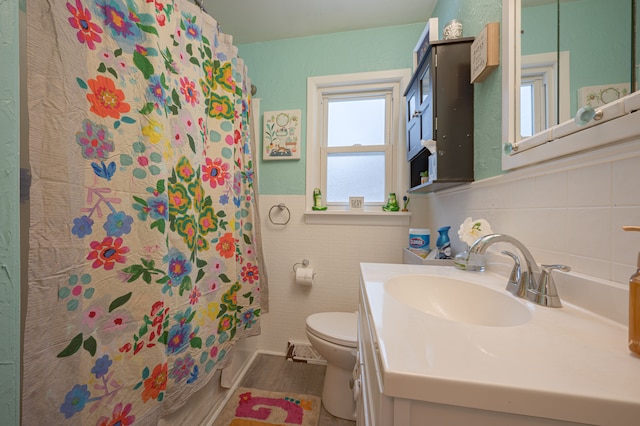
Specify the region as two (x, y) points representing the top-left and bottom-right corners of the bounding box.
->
(306, 312), (357, 348)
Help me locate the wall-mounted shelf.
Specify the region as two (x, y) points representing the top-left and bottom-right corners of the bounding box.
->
(407, 179), (472, 194)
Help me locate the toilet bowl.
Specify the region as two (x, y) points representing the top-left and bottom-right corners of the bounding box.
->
(305, 312), (358, 421)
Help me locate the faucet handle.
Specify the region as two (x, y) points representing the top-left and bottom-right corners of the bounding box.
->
(501, 250), (523, 296)
(527, 264), (571, 308)
(541, 264), (571, 273)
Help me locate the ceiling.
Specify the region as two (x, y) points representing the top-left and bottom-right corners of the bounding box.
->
(202, 0), (439, 44)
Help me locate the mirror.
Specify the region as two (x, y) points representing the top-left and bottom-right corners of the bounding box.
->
(522, 0), (633, 134)
(521, 0), (562, 136)
(502, 0), (640, 170)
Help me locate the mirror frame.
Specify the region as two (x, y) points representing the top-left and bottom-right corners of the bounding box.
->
(502, 0), (640, 171)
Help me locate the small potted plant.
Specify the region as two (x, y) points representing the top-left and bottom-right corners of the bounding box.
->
(420, 171), (429, 184)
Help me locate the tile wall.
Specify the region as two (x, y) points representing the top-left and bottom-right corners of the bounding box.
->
(422, 139), (640, 285)
(252, 195), (408, 353)
(249, 138), (640, 354)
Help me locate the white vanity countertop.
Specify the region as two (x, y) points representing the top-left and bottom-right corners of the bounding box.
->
(360, 262), (640, 425)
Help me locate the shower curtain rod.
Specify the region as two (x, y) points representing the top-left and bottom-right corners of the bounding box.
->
(192, 0), (208, 14)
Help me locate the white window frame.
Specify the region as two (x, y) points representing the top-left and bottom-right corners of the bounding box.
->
(519, 51), (570, 140)
(321, 91), (392, 206)
(520, 72), (549, 137)
(305, 69), (412, 225)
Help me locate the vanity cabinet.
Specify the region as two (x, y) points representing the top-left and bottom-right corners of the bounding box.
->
(405, 38), (474, 192)
(357, 280), (580, 426)
(356, 262), (634, 426)
(357, 284), (393, 426)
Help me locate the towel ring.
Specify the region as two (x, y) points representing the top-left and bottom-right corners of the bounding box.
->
(268, 203), (290, 225)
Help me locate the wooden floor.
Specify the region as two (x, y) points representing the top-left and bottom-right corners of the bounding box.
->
(239, 353), (356, 426)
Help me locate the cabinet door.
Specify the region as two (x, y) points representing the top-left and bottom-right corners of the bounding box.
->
(432, 42), (474, 181)
(405, 82), (422, 161)
(418, 53), (434, 144)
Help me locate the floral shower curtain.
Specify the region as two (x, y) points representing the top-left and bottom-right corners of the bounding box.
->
(24, 1), (266, 424)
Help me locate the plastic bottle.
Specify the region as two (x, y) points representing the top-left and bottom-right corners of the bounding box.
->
(623, 225), (640, 356)
(409, 228), (430, 252)
(436, 226), (452, 259)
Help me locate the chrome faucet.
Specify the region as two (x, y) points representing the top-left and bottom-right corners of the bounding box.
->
(532, 264), (571, 307)
(466, 234), (569, 308)
(501, 250), (523, 297)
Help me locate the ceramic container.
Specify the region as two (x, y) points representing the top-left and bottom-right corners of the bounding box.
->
(443, 19), (463, 39)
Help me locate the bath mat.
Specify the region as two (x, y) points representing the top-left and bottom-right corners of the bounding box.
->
(214, 387), (321, 426)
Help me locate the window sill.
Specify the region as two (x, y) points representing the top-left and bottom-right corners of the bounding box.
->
(304, 209), (411, 226)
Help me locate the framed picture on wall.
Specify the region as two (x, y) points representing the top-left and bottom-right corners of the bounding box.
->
(263, 109), (301, 160)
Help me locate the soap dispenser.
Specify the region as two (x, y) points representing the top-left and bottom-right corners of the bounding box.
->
(623, 225), (640, 356)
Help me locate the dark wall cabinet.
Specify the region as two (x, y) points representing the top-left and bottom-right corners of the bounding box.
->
(405, 37), (474, 192)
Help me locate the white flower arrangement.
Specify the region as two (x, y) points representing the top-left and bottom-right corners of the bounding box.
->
(457, 217), (493, 246)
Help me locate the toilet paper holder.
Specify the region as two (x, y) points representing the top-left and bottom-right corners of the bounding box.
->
(293, 259), (310, 272)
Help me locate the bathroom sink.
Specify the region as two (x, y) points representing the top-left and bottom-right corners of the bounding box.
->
(383, 274), (531, 327)
(362, 263), (639, 424)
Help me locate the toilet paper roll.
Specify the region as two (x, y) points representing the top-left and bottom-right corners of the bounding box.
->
(295, 267), (314, 286)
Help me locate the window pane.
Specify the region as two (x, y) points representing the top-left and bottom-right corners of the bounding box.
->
(326, 152), (385, 203)
(520, 84), (534, 137)
(327, 98), (385, 147)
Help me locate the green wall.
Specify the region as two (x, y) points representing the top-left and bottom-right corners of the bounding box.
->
(0, 0), (21, 424)
(239, 24), (426, 195)
(431, 0), (503, 180)
(238, 0), (504, 195)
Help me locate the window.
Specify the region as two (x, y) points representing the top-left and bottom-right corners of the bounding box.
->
(306, 69), (411, 220)
(324, 94), (390, 204)
(511, 51), (570, 152)
(520, 57), (559, 139)
(520, 72), (549, 137)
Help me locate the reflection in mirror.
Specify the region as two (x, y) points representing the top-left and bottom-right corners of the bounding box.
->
(520, 51), (570, 137)
(521, 0), (559, 137)
(502, 0), (640, 170)
(521, 0), (633, 136)
(559, 0), (633, 116)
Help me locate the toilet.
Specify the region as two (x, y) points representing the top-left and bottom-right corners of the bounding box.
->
(305, 311), (358, 421)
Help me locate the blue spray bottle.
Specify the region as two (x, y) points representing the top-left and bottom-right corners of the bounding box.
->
(436, 226), (452, 259)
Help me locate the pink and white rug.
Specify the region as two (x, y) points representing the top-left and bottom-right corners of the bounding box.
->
(214, 387), (321, 426)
